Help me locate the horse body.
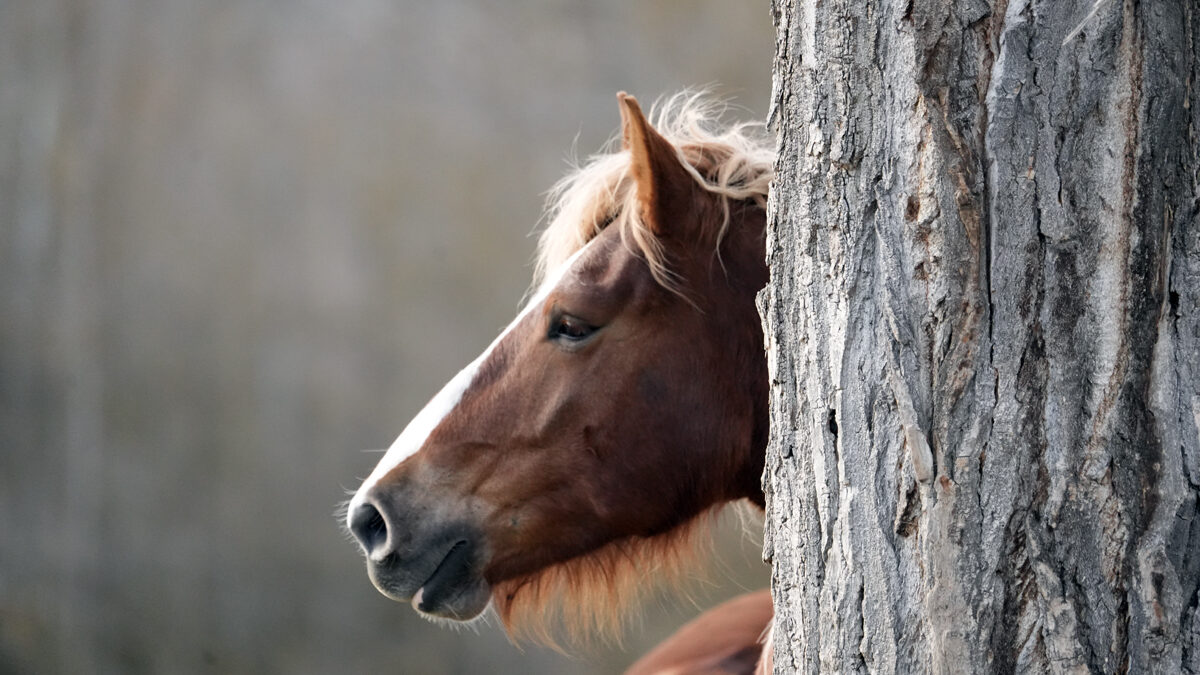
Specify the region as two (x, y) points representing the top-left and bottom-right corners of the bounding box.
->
(346, 92), (775, 671)
(625, 590), (773, 675)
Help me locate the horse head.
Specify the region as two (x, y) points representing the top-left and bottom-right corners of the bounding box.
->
(345, 92), (773, 643)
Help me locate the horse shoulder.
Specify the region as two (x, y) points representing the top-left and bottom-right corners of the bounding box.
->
(623, 589), (773, 675)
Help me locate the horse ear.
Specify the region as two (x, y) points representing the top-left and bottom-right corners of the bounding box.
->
(617, 92), (697, 237)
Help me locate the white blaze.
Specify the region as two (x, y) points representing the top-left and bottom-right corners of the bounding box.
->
(346, 242), (593, 525)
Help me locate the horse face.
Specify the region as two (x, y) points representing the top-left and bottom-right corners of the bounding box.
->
(348, 227), (727, 618)
(345, 94), (767, 626)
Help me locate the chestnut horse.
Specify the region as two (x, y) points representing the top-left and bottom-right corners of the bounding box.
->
(345, 92), (775, 673)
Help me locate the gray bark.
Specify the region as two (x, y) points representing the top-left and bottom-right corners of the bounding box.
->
(758, 0), (1200, 672)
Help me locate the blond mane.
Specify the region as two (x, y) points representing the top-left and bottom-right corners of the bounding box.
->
(534, 91), (775, 292)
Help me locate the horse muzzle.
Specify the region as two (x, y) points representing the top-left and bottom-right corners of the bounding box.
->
(347, 487), (492, 621)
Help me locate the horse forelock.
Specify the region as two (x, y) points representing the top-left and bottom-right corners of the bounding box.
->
(533, 91), (775, 297)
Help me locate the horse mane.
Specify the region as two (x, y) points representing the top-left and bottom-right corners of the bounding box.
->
(493, 92), (774, 646)
(533, 90), (775, 293)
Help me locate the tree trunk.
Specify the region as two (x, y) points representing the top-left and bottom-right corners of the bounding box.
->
(758, 0), (1200, 671)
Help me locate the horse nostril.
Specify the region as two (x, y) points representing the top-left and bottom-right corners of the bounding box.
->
(350, 501), (389, 557)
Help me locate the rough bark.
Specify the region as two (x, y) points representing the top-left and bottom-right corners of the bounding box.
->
(758, 0), (1200, 672)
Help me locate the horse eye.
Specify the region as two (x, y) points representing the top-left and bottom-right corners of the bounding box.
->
(552, 315), (596, 342)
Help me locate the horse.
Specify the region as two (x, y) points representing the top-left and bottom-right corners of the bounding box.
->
(345, 91), (775, 673)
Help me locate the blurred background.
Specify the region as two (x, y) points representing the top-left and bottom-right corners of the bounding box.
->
(0, 1), (773, 672)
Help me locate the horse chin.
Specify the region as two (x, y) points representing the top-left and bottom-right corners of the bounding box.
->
(369, 569), (492, 621)
(410, 579), (492, 622)
(367, 537), (492, 622)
